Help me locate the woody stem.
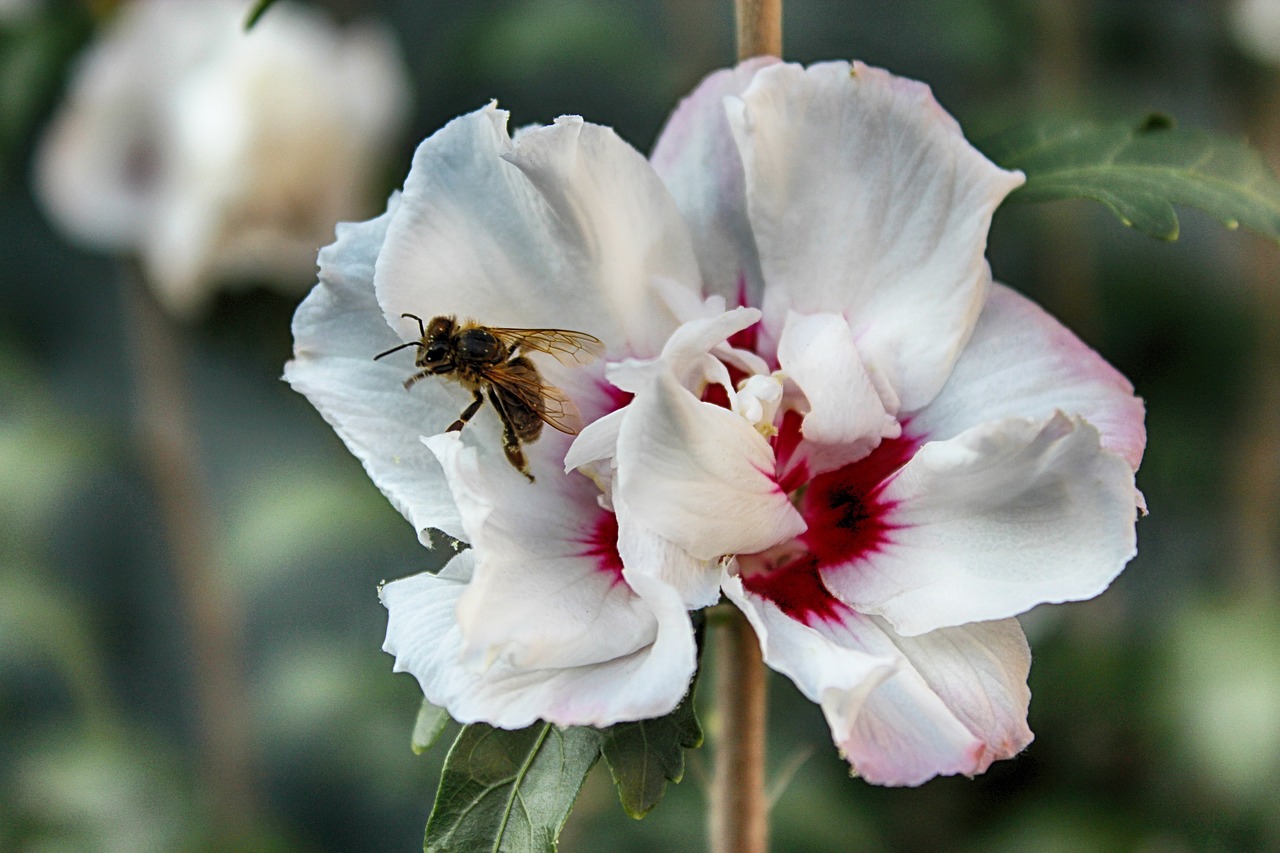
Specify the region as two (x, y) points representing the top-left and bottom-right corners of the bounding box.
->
(708, 607), (769, 853)
(709, 2), (780, 851)
(735, 0), (782, 59)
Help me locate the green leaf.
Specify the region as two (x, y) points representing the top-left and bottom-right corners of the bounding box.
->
(425, 722), (601, 853)
(244, 0), (279, 29)
(599, 680), (703, 819)
(981, 114), (1280, 243)
(412, 699), (453, 755)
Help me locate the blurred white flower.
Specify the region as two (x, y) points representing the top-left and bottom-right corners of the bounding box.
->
(35, 0), (411, 316)
(1231, 0), (1280, 66)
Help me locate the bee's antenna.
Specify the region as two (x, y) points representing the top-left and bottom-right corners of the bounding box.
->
(401, 313), (427, 338)
(374, 340), (424, 360)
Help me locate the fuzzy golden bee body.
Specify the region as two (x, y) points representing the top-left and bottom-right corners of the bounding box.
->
(376, 314), (604, 481)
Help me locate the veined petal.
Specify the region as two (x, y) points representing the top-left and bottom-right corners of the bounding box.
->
(616, 370), (805, 560)
(651, 57), (778, 305)
(381, 551), (697, 728)
(776, 311), (900, 478)
(824, 413), (1138, 636)
(426, 432), (659, 670)
(373, 104), (701, 361)
(726, 576), (1032, 786)
(727, 61), (1024, 410)
(285, 197), (465, 544)
(908, 283), (1146, 471)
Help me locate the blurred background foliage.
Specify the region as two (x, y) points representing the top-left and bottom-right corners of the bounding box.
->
(2, 0), (1279, 850)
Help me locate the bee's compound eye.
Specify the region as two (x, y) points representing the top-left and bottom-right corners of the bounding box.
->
(425, 345), (449, 362)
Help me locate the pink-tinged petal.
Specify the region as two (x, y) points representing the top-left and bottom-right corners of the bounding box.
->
(616, 371), (805, 560)
(425, 433), (660, 669)
(374, 104), (701, 361)
(381, 551), (697, 728)
(776, 311), (900, 478)
(724, 574), (897, 732)
(726, 576), (1032, 786)
(886, 618), (1033, 771)
(726, 61), (1024, 410)
(727, 576), (967, 785)
(651, 57), (779, 305)
(824, 413), (1139, 636)
(908, 283), (1146, 472)
(285, 197), (465, 544)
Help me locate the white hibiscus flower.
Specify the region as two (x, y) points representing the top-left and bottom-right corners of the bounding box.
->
(286, 59), (1145, 786)
(35, 0), (410, 316)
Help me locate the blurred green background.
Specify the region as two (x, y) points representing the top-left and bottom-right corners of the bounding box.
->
(3, 0), (1279, 850)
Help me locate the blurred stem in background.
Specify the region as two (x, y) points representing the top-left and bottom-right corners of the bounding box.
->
(709, 8), (779, 853)
(659, 0), (721, 91)
(1031, 0), (1100, 342)
(121, 262), (258, 843)
(1232, 70), (1280, 601)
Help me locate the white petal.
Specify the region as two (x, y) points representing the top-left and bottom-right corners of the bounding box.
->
(662, 306), (762, 386)
(908, 283), (1146, 471)
(733, 373), (784, 431)
(726, 576), (1032, 786)
(33, 0), (243, 252)
(285, 198), (465, 544)
(776, 311), (900, 477)
(38, 0), (409, 316)
(615, 490), (723, 610)
(824, 413), (1138, 636)
(727, 61), (1024, 409)
(606, 306), (762, 394)
(374, 105), (701, 359)
(650, 57), (778, 305)
(616, 371), (805, 560)
(563, 407), (627, 474)
(382, 551), (697, 728)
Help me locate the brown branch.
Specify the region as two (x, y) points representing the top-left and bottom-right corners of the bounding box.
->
(709, 607), (769, 853)
(735, 0), (782, 60)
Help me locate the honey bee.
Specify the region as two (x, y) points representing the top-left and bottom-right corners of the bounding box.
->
(375, 314), (605, 482)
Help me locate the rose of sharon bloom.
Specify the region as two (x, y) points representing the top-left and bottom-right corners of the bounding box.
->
(36, 0), (409, 317)
(286, 59), (1145, 786)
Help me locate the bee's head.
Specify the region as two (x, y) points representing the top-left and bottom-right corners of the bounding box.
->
(417, 315), (456, 370)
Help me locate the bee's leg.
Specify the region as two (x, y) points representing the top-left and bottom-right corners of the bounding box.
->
(404, 370), (434, 390)
(447, 389), (485, 432)
(487, 388), (535, 482)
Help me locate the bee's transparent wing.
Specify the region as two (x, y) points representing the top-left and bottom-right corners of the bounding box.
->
(483, 361), (584, 435)
(487, 327), (605, 366)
